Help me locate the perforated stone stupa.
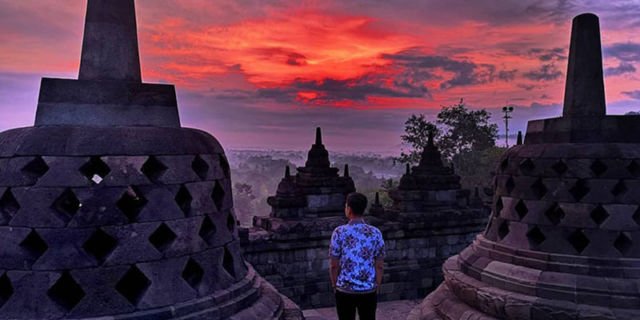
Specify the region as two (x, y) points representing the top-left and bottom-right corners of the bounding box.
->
(410, 13), (640, 320)
(0, 0), (300, 318)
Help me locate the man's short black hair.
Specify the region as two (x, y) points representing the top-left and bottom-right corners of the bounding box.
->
(346, 192), (367, 216)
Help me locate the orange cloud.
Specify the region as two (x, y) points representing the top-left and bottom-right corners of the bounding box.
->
(139, 9), (415, 91)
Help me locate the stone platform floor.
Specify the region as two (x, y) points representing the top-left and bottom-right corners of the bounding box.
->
(303, 299), (421, 320)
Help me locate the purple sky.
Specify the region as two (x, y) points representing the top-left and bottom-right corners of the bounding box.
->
(1, 1), (639, 154)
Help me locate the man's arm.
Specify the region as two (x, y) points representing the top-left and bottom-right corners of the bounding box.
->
(329, 228), (341, 292)
(375, 231), (385, 291)
(375, 257), (384, 289)
(330, 257), (341, 291)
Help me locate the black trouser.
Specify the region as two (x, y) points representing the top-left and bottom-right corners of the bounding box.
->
(335, 290), (377, 320)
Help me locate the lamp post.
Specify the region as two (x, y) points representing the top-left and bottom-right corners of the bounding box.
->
(502, 106), (514, 148)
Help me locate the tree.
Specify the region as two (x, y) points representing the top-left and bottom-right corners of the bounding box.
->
(397, 99), (503, 190)
(436, 99), (498, 160)
(398, 99), (498, 164)
(398, 115), (440, 164)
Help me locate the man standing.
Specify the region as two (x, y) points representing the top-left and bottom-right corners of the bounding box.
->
(329, 192), (385, 320)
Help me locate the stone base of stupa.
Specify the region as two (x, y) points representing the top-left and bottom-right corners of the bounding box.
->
(97, 264), (301, 320)
(409, 235), (640, 320)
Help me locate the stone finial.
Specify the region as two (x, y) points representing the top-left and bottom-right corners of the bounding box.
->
(375, 192), (380, 205)
(305, 127), (331, 168)
(516, 131), (523, 145)
(285, 165), (291, 178)
(315, 127), (323, 145)
(563, 13), (606, 118)
(79, 0), (142, 82)
(344, 164), (350, 177)
(418, 130), (445, 169)
(405, 163), (411, 175)
(34, 0), (180, 128)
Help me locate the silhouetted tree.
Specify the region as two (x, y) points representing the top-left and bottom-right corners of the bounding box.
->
(436, 98), (498, 160)
(398, 115), (441, 164)
(398, 98), (503, 189)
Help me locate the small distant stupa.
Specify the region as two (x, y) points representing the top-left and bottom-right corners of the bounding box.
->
(241, 128), (358, 307)
(377, 129), (484, 223)
(262, 127), (355, 220)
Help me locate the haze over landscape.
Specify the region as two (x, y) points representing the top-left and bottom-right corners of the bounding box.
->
(1, 0), (640, 153)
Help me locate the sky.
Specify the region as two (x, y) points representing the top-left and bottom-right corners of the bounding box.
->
(1, 0), (640, 154)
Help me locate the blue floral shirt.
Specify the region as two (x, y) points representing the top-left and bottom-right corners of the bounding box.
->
(329, 219), (385, 292)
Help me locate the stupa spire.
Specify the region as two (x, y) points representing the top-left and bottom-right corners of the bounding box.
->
(418, 129), (444, 168)
(563, 13), (605, 118)
(315, 127), (323, 145)
(305, 127), (330, 168)
(79, 0), (142, 82)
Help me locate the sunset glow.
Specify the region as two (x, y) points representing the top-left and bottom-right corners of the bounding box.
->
(1, 0), (639, 152)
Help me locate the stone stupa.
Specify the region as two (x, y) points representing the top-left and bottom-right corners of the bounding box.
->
(0, 0), (300, 318)
(383, 130), (473, 220)
(241, 128), (356, 307)
(257, 127), (355, 222)
(410, 13), (640, 320)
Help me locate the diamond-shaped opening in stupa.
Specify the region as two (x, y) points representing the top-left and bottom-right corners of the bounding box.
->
(498, 220), (509, 240)
(222, 246), (236, 278)
(199, 216), (217, 245)
(519, 158), (535, 174)
(116, 186), (147, 222)
(79, 156), (111, 185)
(568, 229), (590, 254)
(526, 226), (546, 246)
(569, 179), (590, 202)
(0, 273), (13, 308)
(0, 189), (20, 224)
(212, 181), (225, 212)
(20, 230), (48, 262)
(83, 228), (117, 264)
(175, 185), (192, 216)
(115, 266), (151, 306)
(515, 199), (528, 219)
(148, 223), (177, 253)
(182, 258), (205, 291)
(51, 188), (82, 221)
(551, 160), (568, 175)
(192, 155), (209, 180)
(47, 271), (86, 312)
(21, 156), (49, 181)
(590, 205), (609, 226)
(141, 156), (168, 182)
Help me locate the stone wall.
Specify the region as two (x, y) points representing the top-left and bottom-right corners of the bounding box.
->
(240, 208), (488, 309)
